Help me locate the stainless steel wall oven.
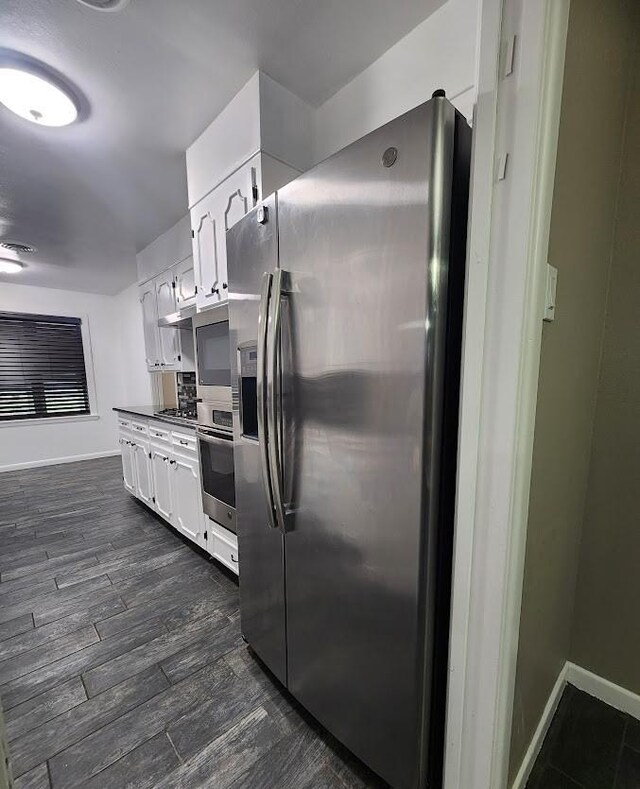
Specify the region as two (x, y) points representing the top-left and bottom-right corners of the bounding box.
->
(196, 425), (236, 533)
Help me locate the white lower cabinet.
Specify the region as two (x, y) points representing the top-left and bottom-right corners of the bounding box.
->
(150, 443), (173, 521)
(118, 416), (212, 555)
(206, 518), (239, 576)
(119, 436), (137, 495)
(171, 451), (206, 549)
(132, 439), (154, 507)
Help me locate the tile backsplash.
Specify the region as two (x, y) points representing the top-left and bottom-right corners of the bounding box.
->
(177, 371), (197, 418)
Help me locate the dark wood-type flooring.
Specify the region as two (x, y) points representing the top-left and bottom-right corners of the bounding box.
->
(0, 456), (385, 789)
(527, 684), (640, 789)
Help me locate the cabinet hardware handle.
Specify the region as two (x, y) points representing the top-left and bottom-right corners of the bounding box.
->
(231, 553), (238, 563)
(179, 439), (188, 445)
(222, 283), (228, 290)
(170, 460), (176, 465)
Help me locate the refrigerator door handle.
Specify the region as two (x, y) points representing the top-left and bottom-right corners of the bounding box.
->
(257, 271), (278, 530)
(266, 268), (288, 532)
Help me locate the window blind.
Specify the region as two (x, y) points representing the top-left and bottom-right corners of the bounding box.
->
(0, 312), (91, 421)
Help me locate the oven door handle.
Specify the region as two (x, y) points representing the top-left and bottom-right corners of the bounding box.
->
(266, 268), (288, 533)
(196, 429), (233, 446)
(257, 272), (278, 529)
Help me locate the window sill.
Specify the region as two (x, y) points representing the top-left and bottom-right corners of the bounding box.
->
(0, 414), (101, 428)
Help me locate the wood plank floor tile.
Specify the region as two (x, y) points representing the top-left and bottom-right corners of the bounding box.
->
(156, 706), (286, 789)
(5, 677), (87, 741)
(9, 665), (169, 777)
(83, 609), (226, 696)
(48, 660), (233, 786)
(13, 763), (50, 789)
(78, 732), (180, 789)
(0, 625), (99, 685)
(0, 617), (166, 710)
(0, 614), (34, 642)
(0, 456), (380, 788)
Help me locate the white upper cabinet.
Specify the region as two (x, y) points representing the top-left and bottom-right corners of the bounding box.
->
(174, 255), (196, 308)
(191, 190), (221, 312)
(191, 152), (300, 312)
(187, 72), (312, 312)
(140, 276), (195, 373)
(156, 269), (176, 319)
(139, 283), (160, 371)
(192, 156), (261, 312)
(186, 72), (312, 210)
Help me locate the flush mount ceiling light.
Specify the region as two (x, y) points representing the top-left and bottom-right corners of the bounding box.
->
(0, 241), (36, 254)
(0, 67), (78, 126)
(75, 0), (130, 10)
(0, 259), (24, 274)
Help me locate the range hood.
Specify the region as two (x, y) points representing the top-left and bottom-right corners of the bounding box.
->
(157, 304), (196, 329)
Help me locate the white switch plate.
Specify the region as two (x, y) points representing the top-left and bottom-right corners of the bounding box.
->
(544, 263), (558, 321)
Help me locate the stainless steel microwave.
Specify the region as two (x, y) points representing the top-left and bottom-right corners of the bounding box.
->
(192, 306), (232, 416)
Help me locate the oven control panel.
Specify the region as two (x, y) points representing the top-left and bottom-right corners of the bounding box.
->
(212, 410), (233, 430)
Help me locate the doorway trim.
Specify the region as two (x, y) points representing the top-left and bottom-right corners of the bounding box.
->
(444, 1), (570, 787)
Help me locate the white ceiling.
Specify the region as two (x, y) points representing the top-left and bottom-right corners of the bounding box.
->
(0, 0), (443, 295)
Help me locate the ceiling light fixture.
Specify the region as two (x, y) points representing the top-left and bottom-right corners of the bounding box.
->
(0, 67), (78, 127)
(75, 0), (130, 11)
(0, 259), (24, 274)
(0, 241), (37, 254)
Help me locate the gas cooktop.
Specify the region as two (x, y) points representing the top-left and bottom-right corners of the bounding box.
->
(153, 408), (197, 423)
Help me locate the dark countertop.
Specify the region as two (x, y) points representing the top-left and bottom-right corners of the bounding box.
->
(113, 406), (197, 430)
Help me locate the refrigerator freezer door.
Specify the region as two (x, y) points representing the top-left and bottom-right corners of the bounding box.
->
(227, 193), (287, 685)
(277, 99), (457, 788)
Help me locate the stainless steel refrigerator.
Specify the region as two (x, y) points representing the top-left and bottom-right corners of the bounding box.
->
(228, 94), (471, 789)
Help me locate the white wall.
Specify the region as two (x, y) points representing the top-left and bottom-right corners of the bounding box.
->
(312, 0), (479, 163)
(113, 282), (154, 406)
(0, 281), (151, 472)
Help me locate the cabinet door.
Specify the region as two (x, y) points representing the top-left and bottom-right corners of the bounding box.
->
(171, 452), (205, 548)
(133, 441), (154, 506)
(159, 327), (181, 370)
(139, 285), (160, 371)
(174, 256), (196, 308)
(156, 270), (176, 319)
(150, 445), (172, 520)
(213, 157), (260, 301)
(119, 436), (136, 495)
(191, 191), (221, 312)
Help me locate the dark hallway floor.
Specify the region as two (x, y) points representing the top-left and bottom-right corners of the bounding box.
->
(527, 684), (640, 789)
(0, 456), (384, 788)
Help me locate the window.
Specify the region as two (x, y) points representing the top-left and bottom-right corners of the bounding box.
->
(0, 312), (91, 421)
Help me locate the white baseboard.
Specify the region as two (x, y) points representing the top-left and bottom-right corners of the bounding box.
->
(566, 662), (640, 721)
(511, 663), (568, 789)
(0, 450), (120, 473)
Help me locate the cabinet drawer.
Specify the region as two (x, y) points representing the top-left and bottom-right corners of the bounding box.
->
(130, 420), (149, 436)
(213, 531), (239, 575)
(148, 423), (171, 444)
(117, 417), (132, 431)
(171, 431), (197, 453)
